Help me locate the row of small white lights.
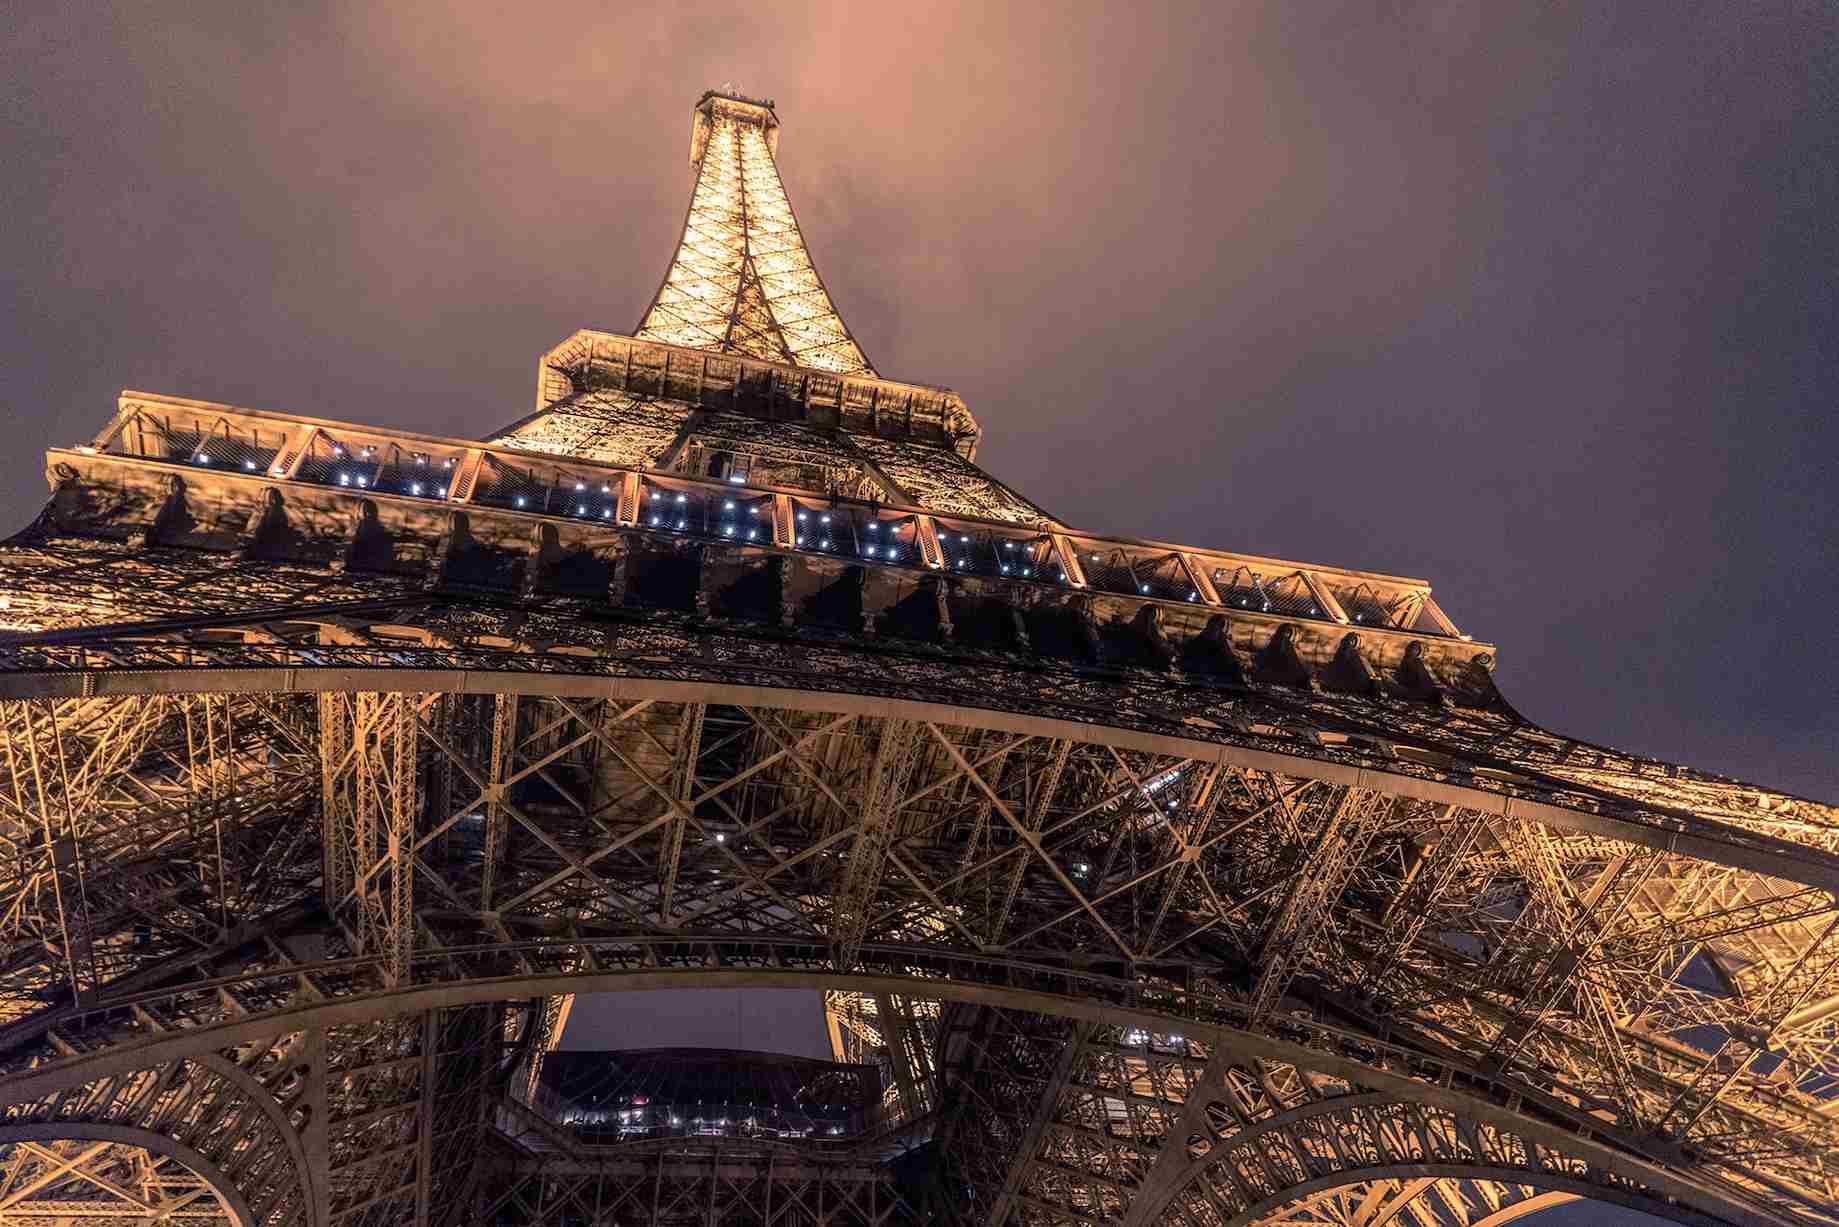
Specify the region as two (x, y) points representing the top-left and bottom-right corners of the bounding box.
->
(793, 508), (833, 551)
(267, 452), (1344, 616)
(1087, 551), (1202, 601)
(1089, 552), (1333, 613)
(327, 445), (456, 497)
(195, 448), (1362, 621)
(573, 1109), (844, 1136)
(198, 436), (1041, 579)
(857, 518), (906, 560)
(196, 444), (462, 500)
(627, 489), (766, 539)
(185, 443), (519, 506)
(503, 479), (623, 520)
(998, 541), (1040, 578)
(224, 445), (1062, 589)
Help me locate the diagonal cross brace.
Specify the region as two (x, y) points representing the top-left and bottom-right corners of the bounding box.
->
(1248, 787), (1394, 1028)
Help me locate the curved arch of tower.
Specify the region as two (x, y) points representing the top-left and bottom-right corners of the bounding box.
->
(0, 89), (1835, 1227)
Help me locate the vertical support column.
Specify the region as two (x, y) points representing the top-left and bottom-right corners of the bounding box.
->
(873, 993), (935, 1124)
(302, 1026), (330, 1227)
(874, 993), (921, 1124)
(659, 703), (705, 925)
(10, 699), (96, 1004)
(988, 1019), (1093, 1227)
(424, 695), (457, 882)
(520, 993), (575, 1106)
(1118, 1041), (1240, 1227)
(1248, 788), (1393, 1027)
(384, 695), (419, 987)
(318, 694), (356, 932)
(415, 1009), (437, 1227)
(320, 692), (423, 986)
(480, 695), (517, 916)
(831, 719), (923, 972)
(824, 991), (882, 1066)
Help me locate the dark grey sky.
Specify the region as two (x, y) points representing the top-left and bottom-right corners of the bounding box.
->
(557, 989), (831, 1060)
(5, 7), (1836, 1210)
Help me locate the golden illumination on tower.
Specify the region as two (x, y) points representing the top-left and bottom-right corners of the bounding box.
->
(635, 91), (875, 376)
(13, 83), (1839, 1227)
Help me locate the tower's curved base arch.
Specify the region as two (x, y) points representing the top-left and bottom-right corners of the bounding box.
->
(0, 973), (1791, 1227)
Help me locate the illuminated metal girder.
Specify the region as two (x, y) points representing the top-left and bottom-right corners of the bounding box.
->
(0, 1138), (236, 1223)
(319, 692), (424, 988)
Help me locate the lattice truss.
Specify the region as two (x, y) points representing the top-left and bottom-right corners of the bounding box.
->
(824, 989), (941, 1125)
(930, 1007), (1730, 1227)
(0, 664), (1836, 1222)
(491, 390), (692, 472)
(847, 433), (1057, 528)
(479, 1149), (912, 1227)
(0, 1002), (522, 1227)
(635, 92), (873, 376)
(0, 1137), (234, 1223)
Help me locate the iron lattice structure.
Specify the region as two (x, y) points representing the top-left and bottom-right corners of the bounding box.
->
(0, 88), (1834, 1227)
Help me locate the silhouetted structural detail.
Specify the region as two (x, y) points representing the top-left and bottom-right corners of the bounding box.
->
(0, 88), (1834, 1227)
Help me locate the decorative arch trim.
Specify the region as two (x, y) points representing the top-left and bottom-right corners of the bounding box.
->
(1136, 1085), (1749, 1225)
(192, 1050), (317, 1226)
(1216, 1166), (1737, 1227)
(1471, 1191), (1580, 1227)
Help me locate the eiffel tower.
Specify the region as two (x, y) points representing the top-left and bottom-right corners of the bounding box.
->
(0, 85), (1833, 1227)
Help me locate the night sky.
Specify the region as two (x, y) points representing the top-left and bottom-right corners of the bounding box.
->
(5, 7), (1835, 1217)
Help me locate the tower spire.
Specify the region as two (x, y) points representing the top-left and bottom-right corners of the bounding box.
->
(634, 89), (876, 376)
